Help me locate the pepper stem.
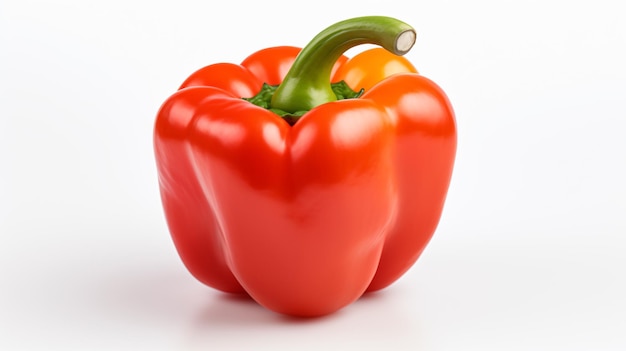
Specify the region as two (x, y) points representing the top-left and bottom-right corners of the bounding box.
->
(271, 16), (416, 115)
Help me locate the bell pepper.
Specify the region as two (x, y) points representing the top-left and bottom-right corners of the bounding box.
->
(154, 16), (456, 317)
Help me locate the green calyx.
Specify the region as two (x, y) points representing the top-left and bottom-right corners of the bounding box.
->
(243, 16), (415, 125)
(243, 81), (364, 126)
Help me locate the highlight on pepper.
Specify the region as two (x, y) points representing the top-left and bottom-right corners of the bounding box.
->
(154, 16), (457, 317)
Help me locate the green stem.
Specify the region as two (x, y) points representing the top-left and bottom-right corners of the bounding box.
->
(271, 16), (416, 115)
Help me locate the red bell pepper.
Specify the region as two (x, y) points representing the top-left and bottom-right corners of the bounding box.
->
(154, 16), (456, 317)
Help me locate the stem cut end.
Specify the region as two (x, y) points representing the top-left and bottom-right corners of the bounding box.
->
(395, 30), (416, 55)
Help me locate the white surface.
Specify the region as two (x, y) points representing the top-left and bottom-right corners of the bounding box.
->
(1, 1), (625, 350)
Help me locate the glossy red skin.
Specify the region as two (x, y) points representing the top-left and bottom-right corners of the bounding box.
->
(154, 46), (456, 316)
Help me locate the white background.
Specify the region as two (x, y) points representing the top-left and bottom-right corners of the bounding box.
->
(1, 0), (625, 350)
